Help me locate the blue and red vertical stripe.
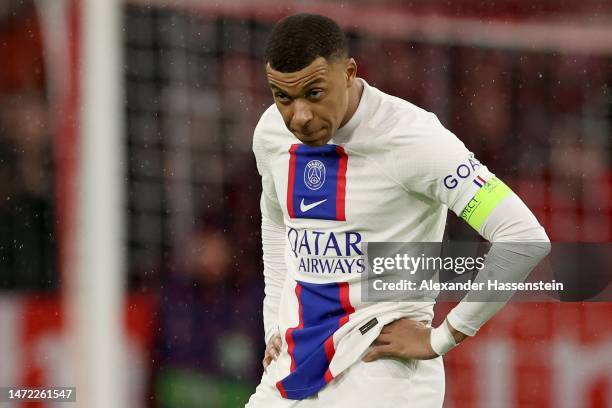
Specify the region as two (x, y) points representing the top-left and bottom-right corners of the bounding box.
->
(287, 144), (348, 221)
(276, 281), (354, 400)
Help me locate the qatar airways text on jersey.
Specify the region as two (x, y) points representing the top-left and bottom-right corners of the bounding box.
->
(287, 228), (365, 274)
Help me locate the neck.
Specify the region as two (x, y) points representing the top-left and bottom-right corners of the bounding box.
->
(340, 79), (363, 128)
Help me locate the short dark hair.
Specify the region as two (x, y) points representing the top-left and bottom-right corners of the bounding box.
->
(264, 13), (349, 73)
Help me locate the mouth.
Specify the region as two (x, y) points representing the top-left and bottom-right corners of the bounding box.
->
(298, 128), (326, 140)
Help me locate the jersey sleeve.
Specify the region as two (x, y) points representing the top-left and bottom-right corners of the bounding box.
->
(253, 123), (285, 227)
(253, 123), (287, 344)
(391, 111), (495, 216)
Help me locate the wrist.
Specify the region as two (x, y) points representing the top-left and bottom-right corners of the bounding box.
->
(429, 320), (458, 356)
(447, 322), (468, 343)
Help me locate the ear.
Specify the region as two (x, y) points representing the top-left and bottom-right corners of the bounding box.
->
(345, 58), (357, 88)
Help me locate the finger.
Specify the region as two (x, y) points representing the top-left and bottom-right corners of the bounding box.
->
(273, 336), (282, 349)
(374, 333), (393, 344)
(380, 324), (394, 334)
(382, 319), (423, 334)
(265, 349), (279, 361)
(362, 345), (394, 362)
(380, 320), (403, 333)
(263, 356), (271, 370)
(363, 349), (391, 362)
(372, 337), (391, 346)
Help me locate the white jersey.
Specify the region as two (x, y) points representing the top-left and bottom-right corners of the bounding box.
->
(253, 78), (493, 400)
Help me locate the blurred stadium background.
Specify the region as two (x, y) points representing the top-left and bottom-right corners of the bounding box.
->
(0, 0), (611, 407)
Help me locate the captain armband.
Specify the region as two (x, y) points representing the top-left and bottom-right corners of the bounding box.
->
(460, 177), (512, 231)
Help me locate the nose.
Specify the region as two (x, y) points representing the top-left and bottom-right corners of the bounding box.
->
(291, 99), (313, 132)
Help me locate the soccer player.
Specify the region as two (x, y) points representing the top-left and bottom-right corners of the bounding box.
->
(247, 13), (550, 407)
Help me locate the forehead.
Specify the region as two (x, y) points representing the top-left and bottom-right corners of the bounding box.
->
(266, 57), (336, 90)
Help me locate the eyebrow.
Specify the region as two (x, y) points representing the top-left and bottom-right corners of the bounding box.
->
(269, 78), (326, 94)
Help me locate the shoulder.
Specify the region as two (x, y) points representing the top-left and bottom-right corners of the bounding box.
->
(365, 84), (464, 152)
(253, 104), (284, 143)
(254, 103), (284, 135)
(252, 104), (290, 160)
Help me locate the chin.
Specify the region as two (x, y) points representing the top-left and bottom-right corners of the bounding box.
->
(302, 138), (327, 147)
(296, 130), (332, 147)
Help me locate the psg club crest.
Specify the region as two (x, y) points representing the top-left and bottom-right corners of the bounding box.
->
(304, 160), (326, 190)
(287, 144), (347, 221)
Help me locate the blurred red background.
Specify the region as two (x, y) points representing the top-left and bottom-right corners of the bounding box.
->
(0, 1), (610, 407)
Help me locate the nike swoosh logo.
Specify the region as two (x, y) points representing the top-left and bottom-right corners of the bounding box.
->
(300, 198), (327, 212)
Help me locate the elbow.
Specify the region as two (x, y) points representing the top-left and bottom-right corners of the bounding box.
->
(496, 224), (551, 260)
(528, 226), (551, 260)
(533, 240), (551, 260)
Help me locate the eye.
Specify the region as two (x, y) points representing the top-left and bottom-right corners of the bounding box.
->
(275, 92), (290, 103)
(308, 89), (323, 100)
